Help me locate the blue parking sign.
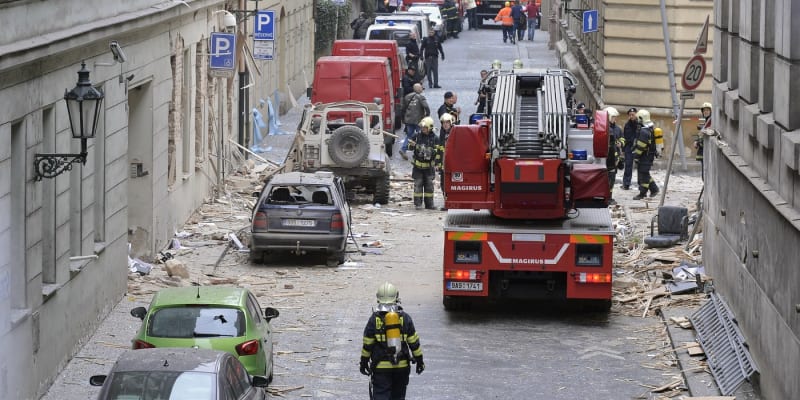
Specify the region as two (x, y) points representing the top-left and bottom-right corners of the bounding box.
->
(254, 10), (275, 41)
(583, 10), (598, 33)
(210, 32), (236, 69)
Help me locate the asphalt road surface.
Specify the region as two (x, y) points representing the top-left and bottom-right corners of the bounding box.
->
(42, 24), (693, 400)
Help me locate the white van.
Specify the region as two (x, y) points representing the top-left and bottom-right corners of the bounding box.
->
(374, 12), (436, 41)
(365, 23), (422, 58)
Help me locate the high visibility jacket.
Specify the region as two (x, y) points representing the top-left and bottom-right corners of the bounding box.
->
(606, 123), (624, 170)
(495, 7), (514, 26)
(361, 310), (423, 369)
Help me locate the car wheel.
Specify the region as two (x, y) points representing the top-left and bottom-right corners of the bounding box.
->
(326, 251), (345, 267)
(373, 174), (390, 205)
(267, 352), (274, 384)
(328, 125), (370, 168)
(250, 250), (264, 264)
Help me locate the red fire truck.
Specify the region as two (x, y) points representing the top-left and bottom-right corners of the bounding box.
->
(441, 69), (615, 310)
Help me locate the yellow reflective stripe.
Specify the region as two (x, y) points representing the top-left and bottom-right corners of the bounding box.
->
(447, 231), (488, 241)
(363, 337), (375, 345)
(405, 332), (419, 344)
(362, 349), (371, 357)
(375, 360), (410, 369)
(570, 234), (610, 244)
(636, 140), (648, 149)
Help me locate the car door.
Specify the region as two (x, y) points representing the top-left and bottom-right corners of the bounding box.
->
(246, 293), (272, 372)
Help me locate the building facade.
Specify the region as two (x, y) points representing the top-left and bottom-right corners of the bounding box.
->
(704, 0), (800, 398)
(0, 0), (314, 398)
(553, 0), (715, 159)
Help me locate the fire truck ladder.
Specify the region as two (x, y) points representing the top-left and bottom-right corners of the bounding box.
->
(491, 73), (567, 159)
(542, 73), (570, 158)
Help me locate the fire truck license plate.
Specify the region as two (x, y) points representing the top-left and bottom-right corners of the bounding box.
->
(447, 281), (483, 291)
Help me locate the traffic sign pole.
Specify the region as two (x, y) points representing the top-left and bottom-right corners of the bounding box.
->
(659, 94), (690, 208)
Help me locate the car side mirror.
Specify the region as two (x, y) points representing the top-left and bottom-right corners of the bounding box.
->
(306, 86), (312, 98)
(252, 191), (261, 198)
(89, 375), (107, 386)
(130, 307), (147, 320)
(251, 375), (269, 388)
(264, 307), (280, 322)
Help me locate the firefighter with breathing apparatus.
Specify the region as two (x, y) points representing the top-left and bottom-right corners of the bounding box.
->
(604, 107), (624, 205)
(632, 109), (662, 200)
(360, 282), (424, 400)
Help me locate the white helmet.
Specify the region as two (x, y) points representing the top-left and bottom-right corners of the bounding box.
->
(701, 102), (712, 110)
(605, 107), (619, 118)
(513, 59), (523, 69)
(376, 282), (399, 305)
(440, 113), (455, 124)
(636, 109), (651, 125)
(419, 116), (435, 130)
(491, 59), (502, 70)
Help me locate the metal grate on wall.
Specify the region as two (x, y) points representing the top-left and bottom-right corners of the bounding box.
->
(689, 292), (759, 396)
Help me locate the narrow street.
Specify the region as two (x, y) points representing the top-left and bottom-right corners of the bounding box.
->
(42, 26), (714, 400)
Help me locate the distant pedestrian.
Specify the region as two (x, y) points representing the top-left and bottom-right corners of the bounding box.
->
(421, 29), (444, 89)
(405, 32), (421, 72)
(475, 69), (489, 114)
(441, 0), (460, 38)
(401, 66), (420, 98)
(350, 12), (371, 39)
(621, 107), (639, 190)
(495, 2), (515, 44)
(695, 102), (712, 181)
(464, 0), (478, 30)
(400, 83), (430, 160)
(437, 91), (461, 124)
(511, 1), (525, 41)
(525, 0), (539, 41)
(387, 0), (401, 13)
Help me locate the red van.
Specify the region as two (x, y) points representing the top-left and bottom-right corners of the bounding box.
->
(332, 40), (406, 129)
(310, 56), (395, 131)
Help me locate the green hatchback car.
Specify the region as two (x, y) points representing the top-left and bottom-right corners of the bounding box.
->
(130, 286), (279, 380)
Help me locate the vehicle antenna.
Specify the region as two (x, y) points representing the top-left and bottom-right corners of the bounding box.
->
(197, 284), (200, 299)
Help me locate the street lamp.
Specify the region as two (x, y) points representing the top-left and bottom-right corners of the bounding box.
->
(34, 61), (105, 181)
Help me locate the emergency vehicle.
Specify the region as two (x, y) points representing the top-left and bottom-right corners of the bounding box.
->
(441, 68), (615, 310)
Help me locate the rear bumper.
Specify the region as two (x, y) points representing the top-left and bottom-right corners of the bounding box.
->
(251, 232), (346, 253)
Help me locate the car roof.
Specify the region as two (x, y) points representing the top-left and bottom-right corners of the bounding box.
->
(150, 286), (249, 308)
(368, 23), (418, 31)
(269, 171), (337, 185)
(110, 348), (228, 374)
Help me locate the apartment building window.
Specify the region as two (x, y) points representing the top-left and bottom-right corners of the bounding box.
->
(41, 108), (56, 284)
(182, 48), (193, 174)
(10, 120), (27, 310)
(195, 41), (206, 166)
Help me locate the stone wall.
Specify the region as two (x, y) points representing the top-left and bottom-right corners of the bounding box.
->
(705, 0), (800, 398)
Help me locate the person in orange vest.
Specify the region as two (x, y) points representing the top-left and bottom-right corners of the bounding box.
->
(494, 1), (515, 44)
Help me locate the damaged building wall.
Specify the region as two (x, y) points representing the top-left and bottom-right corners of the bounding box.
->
(704, 0), (800, 398)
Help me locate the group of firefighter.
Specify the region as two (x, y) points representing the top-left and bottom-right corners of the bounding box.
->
(603, 102), (711, 203)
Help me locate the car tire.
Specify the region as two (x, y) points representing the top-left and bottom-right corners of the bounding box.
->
(373, 174), (390, 205)
(250, 250), (264, 264)
(328, 125), (370, 168)
(326, 252), (345, 267)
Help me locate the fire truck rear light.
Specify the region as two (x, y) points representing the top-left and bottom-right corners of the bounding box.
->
(575, 272), (612, 284)
(444, 270), (481, 280)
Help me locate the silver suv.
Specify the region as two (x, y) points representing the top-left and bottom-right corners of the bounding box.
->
(287, 101), (391, 204)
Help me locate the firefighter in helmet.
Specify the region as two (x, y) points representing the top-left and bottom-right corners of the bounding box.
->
(632, 109), (662, 200)
(695, 102), (712, 180)
(360, 282), (424, 400)
(410, 116), (443, 210)
(604, 107), (624, 205)
(513, 59), (523, 70)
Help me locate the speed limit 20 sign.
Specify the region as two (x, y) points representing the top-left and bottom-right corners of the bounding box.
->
(682, 55), (706, 91)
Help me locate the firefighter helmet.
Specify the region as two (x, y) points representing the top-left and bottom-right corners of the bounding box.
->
(419, 116), (435, 130)
(376, 282), (399, 304)
(701, 102), (712, 110)
(513, 59), (523, 69)
(491, 59), (502, 70)
(440, 113), (455, 124)
(605, 107), (620, 118)
(636, 109), (651, 124)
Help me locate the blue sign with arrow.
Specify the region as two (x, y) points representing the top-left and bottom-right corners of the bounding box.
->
(583, 10), (598, 33)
